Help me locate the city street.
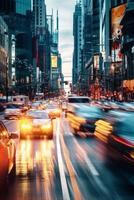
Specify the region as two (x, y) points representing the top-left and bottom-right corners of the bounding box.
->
(0, 113), (134, 200)
(0, 0), (134, 199)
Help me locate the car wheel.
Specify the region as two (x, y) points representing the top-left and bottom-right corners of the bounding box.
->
(9, 155), (16, 180)
(9, 163), (16, 180)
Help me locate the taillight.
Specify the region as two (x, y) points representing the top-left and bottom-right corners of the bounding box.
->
(113, 136), (134, 148)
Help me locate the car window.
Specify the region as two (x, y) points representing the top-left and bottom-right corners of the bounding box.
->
(47, 105), (57, 109)
(68, 98), (90, 103)
(27, 111), (49, 119)
(114, 116), (134, 136)
(7, 104), (22, 109)
(77, 110), (102, 118)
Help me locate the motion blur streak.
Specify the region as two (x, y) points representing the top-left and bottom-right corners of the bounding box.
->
(60, 132), (84, 200)
(73, 139), (99, 176)
(56, 118), (70, 200)
(59, 121), (83, 200)
(62, 117), (99, 176)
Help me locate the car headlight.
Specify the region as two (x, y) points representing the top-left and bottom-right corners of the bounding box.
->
(21, 124), (32, 130)
(41, 123), (52, 130)
(56, 109), (61, 114)
(20, 119), (32, 130)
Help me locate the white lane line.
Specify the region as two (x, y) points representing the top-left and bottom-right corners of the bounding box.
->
(84, 153), (99, 176)
(62, 118), (99, 176)
(73, 135), (99, 176)
(56, 119), (70, 200)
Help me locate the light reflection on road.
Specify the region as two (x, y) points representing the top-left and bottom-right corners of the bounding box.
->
(9, 139), (55, 200)
(16, 140), (54, 177)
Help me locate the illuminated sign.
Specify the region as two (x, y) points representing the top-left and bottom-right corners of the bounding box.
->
(51, 55), (57, 68)
(93, 55), (100, 69)
(111, 4), (127, 62)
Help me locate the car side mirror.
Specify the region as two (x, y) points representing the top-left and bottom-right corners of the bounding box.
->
(9, 133), (19, 139)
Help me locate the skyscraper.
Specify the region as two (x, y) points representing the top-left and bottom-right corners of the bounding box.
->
(33, 0), (47, 36)
(16, 0), (32, 15)
(0, 0), (16, 14)
(73, 1), (82, 86)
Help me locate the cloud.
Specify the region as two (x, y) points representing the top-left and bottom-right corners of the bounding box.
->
(60, 43), (73, 49)
(62, 57), (72, 63)
(46, 0), (75, 77)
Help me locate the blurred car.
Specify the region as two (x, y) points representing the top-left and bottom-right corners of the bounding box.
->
(0, 121), (18, 187)
(67, 105), (105, 136)
(61, 101), (67, 111)
(120, 102), (134, 111)
(20, 110), (53, 139)
(46, 104), (61, 118)
(4, 103), (24, 119)
(67, 96), (90, 104)
(31, 102), (42, 110)
(66, 96), (91, 117)
(0, 103), (6, 112)
(95, 111), (134, 165)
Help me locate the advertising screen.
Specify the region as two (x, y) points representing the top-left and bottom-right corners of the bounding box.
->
(51, 55), (57, 68)
(93, 55), (100, 69)
(111, 4), (126, 62)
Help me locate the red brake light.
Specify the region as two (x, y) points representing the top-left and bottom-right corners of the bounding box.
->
(113, 136), (134, 148)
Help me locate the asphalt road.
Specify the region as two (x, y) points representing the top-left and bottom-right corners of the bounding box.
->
(0, 113), (134, 200)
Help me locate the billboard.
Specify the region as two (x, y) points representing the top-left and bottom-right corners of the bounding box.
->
(111, 4), (127, 62)
(93, 55), (100, 69)
(51, 55), (57, 68)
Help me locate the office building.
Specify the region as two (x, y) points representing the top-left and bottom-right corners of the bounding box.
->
(73, 1), (83, 87)
(0, 0), (16, 14)
(0, 17), (9, 96)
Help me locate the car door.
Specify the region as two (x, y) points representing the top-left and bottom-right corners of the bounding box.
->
(0, 122), (16, 174)
(0, 122), (9, 181)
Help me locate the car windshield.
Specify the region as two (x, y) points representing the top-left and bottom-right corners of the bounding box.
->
(68, 98), (90, 103)
(114, 114), (134, 136)
(6, 104), (22, 109)
(31, 102), (41, 106)
(27, 111), (49, 119)
(77, 106), (102, 117)
(47, 104), (57, 109)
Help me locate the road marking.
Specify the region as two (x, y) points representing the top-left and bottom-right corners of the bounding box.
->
(60, 133), (83, 200)
(83, 152), (99, 176)
(56, 119), (70, 200)
(62, 118), (99, 176)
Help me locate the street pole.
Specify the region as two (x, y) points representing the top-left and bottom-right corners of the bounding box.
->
(5, 61), (8, 102)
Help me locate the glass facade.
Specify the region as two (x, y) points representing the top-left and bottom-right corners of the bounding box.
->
(0, 0), (16, 13)
(16, 0), (32, 15)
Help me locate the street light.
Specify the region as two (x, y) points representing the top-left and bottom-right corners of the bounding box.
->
(5, 59), (9, 102)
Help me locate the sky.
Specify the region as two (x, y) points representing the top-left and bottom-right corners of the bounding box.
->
(46, 0), (75, 81)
